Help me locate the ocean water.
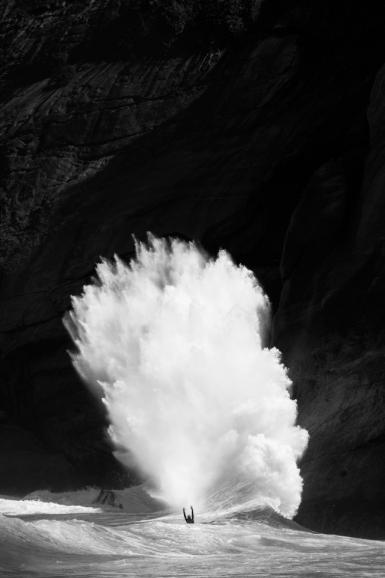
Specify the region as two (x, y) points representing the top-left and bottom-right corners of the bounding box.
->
(0, 487), (384, 578)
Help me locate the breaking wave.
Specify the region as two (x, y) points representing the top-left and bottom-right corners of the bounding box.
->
(64, 236), (308, 517)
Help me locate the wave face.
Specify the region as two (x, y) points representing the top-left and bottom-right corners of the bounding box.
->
(64, 236), (308, 516)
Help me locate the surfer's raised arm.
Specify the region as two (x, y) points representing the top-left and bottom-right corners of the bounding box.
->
(183, 506), (195, 524)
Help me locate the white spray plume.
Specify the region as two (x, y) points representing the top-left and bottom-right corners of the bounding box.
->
(64, 236), (308, 517)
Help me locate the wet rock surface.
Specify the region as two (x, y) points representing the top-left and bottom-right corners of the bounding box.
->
(1, 0), (385, 537)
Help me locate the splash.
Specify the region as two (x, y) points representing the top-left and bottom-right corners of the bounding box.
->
(64, 236), (308, 517)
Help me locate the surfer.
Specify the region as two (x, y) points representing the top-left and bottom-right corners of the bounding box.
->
(183, 506), (194, 524)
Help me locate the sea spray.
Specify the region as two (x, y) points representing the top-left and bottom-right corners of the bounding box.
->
(64, 236), (308, 516)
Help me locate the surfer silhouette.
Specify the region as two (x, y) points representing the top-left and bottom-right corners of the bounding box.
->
(183, 506), (194, 524)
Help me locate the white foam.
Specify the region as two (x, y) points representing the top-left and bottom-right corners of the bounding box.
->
(0, 497), (99, 516)
(65, 236), (308, 517)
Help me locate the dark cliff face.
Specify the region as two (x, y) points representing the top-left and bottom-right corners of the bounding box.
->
(1, 0), (385, 537)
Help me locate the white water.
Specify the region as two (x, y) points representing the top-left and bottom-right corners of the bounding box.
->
(64, 236), (308, 517)
(1, 489), (384, 577)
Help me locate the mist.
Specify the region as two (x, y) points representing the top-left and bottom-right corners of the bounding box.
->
(64, 236), (308, 517)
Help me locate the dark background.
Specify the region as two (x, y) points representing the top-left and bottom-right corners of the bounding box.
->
(1, 0), (385, 538)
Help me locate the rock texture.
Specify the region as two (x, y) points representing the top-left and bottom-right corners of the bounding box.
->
(1, 0), (385, 537)
(278, 63), (385, 538)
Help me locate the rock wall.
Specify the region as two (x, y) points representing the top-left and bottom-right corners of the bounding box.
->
(277, 61), (385, 538)
(1, 0), (385, 537)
